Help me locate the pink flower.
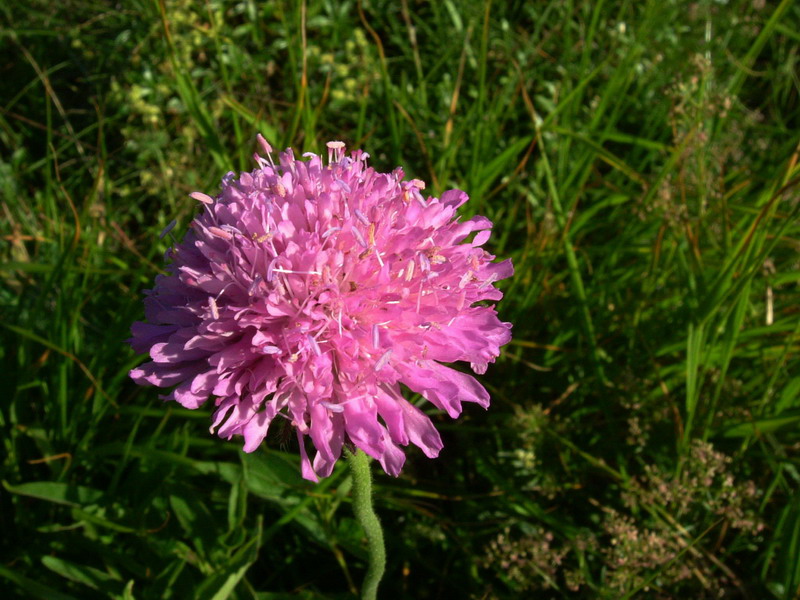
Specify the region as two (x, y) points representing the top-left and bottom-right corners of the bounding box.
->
(129, 138), (513, 481)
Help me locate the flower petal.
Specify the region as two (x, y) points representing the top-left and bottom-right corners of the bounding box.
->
(399, 361), (490, 418)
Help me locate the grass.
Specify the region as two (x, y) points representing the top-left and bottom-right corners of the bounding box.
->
(1, 0), (799, 598)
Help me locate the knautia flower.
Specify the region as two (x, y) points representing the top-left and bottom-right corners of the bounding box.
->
(129, 138), (513, 481)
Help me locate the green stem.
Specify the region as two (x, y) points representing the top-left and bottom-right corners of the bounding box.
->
(347, 448), (386, 600)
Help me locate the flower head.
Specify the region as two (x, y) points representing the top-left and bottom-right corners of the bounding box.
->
(129, 139), (513, 481)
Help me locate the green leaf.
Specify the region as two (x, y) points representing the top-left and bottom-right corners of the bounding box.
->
(70, 506), (138, 533)
(719, 411), (800, 438)
(240, 449), (304, 500)
(118, 580), (137, 600)
(776, 378), (800, 414)
(3, 480), (104, 507)
(0, 564), (80, 600)
(195, 517), (263, 600)
(41, 555), (122, 593)
(772, 495), (800, 600)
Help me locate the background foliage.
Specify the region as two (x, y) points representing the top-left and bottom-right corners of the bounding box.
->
(1, 0), (799, 598)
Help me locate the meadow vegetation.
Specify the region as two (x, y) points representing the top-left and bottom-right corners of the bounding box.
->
(1, 0), (799, 598)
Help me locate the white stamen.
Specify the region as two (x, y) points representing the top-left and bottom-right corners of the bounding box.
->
(274, 267), (322, 275)
(307, 334), (322, 357)
(335, 179), (352, 193)
(419, 253), (430, 272)
(321, 226), (341, 239)
(233, 306), (254, 320)
(479, 273), (499, 289)
(327, 141), (346, 164)
(190, 192), (214, 204)
(266, 258), (278, 282)
(372, 324), (380, 349)
(456, 290), (467, 311)
(352, 227), (367, 248)
(374, 349), (392, 371)
(257, 133), (273, 154)
(320, 401), (345, 413)
(403, 259), (414, 282)
(208, 226), (232, 240)
(354, 209), (369, 225)
(159, 219), (176, 240)
(253, 152), (269, 169)
(209, 296), (219, 319)
(248, 275), (262, 296)
(214, 282), (235, 300)
(313, 322), (330, 341)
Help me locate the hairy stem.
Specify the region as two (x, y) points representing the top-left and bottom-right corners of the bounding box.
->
(348, 448), (386, 600)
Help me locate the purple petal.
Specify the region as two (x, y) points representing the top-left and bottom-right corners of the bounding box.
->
(399, 361), (490, 418)
(297, 431), (318, 482)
